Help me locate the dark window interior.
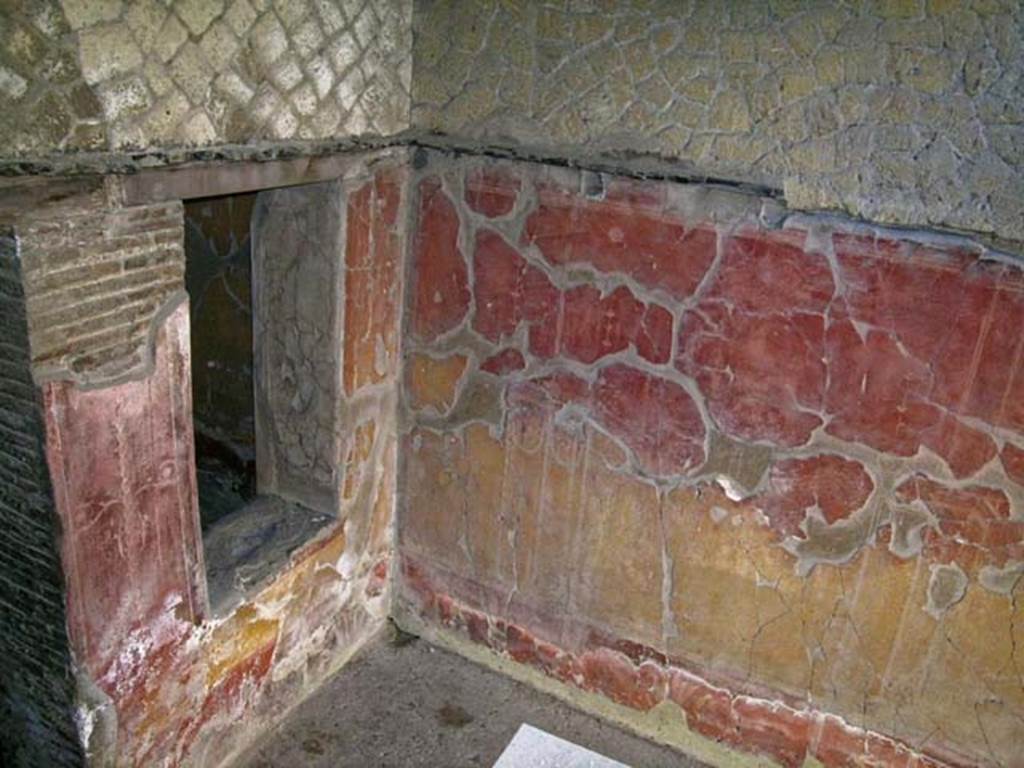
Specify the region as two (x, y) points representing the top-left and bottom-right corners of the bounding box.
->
(184, 193), (259, 530)
(184, 191), (331, 615)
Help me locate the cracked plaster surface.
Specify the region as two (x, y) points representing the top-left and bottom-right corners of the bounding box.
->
(398, 151), (1024, 767)
(252, 178), (346, 512)
(412, 0), (1024, 246)
(33, 158), (405, 766)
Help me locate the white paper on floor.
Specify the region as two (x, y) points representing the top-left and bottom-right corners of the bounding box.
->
(492, 723), (630, 768)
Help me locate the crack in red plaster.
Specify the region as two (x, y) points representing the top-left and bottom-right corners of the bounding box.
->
(403, 159), (1024, 768)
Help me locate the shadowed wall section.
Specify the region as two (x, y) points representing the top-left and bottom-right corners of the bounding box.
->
(0, 230), (83, 767)
(395, 152), (1024, 768)
(185, 193), (256, 458)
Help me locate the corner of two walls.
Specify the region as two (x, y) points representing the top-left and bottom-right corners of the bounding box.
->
(391, 148), (1024, 768)
(6, 142), (1023, 768)
(4, 2), (1023, 767)
(11, 148), (409, 767)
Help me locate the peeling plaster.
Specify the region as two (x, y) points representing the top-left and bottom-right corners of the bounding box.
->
(926, 563), (969, 619)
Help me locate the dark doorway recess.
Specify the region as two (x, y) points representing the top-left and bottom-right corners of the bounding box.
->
(184, 191), (331, 615)
(184, 193), (259, 530)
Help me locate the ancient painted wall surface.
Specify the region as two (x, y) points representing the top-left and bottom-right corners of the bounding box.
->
(395, 154), (1024, 767)
(249, 165), (406, 524)
(42, 300), (208, 763)
(0, 0), (411, 157)
(8, 153), (405, 766)
(0, 230), (83, 766)
(252, 180), (346, 512)
(412, 0), (1024, 247)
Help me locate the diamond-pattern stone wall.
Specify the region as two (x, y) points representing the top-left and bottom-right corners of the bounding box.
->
(0, 0), (412, 155)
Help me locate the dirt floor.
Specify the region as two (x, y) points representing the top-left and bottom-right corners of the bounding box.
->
(235, 625), (708, 768)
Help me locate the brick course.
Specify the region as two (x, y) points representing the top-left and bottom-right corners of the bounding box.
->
(19, 200), (185, 383)
(0, 229), (83, 767)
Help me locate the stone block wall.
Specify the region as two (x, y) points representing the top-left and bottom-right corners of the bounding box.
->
(0, 0), (412, 155)
(0, 230), (83, 767)
(1, 1), (1022, 251)
(395, 152), (1024, 768)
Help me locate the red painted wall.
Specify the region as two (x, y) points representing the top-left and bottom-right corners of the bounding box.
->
(39, 162), (405, 767)
(45, 301), (206, 691)
(29, 150), (1023, 767)
(398, 157), (1024, 768)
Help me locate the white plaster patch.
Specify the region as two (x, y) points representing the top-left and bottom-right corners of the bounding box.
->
(714, 474), (747, 502)
(75, 703), (97, 751)
(925, 562), (968, 619)
(494, 724), (629, 768)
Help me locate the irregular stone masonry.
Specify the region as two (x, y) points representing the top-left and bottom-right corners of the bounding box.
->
(399, 153), (1024, 767)
(412, 0), (1024, 245)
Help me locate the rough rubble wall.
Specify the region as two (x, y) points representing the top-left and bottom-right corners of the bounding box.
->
(0, 0), (411, 156)
(395, 153), (1024, 768)
(10, 152), (405, 766)
(0, 231), (83, 767)
(412, 0), (1024, 247)
(3, 0), (1021, 248)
